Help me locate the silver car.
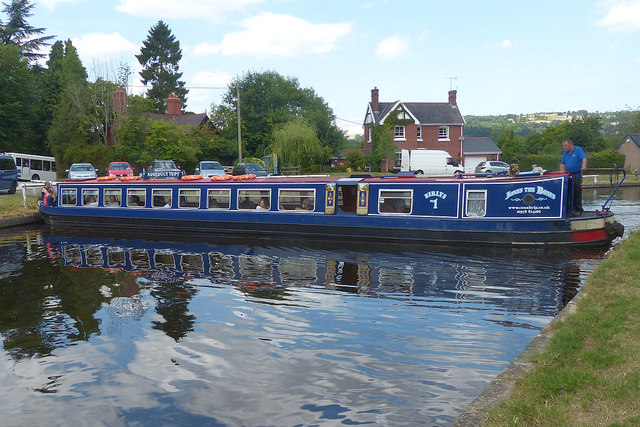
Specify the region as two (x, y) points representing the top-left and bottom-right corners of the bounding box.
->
(67, 163), (97, 180)
(194, 161), (225, 177)
(475, 161), (510, 175)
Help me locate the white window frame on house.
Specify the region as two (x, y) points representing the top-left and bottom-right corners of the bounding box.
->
(394, 125), (405, 141)
(438, 126), (450, 141)
(416, 126), (422, 141)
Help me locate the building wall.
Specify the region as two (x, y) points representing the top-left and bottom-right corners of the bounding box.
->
(364, 123), (463, 159)
(617, 141), (640, 171)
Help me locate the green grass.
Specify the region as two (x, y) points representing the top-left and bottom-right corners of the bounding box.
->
(0, 193), (39, 218)
(486, 231), (640, 426)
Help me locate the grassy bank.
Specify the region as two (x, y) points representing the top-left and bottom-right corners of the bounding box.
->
(0, 194), (39, 218)
(487, 232), (640, 426)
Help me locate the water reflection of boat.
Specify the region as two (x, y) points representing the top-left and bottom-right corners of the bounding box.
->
(39, 230), (587, 314)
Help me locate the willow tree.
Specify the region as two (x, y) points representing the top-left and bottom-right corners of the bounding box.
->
(271, 118), (328, 171)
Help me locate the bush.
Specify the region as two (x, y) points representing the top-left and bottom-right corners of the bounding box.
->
(588, 149), (625, 169)
(513, 154), (559, 171)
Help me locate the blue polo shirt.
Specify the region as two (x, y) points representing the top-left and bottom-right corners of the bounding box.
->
(561, 145), (586, 175)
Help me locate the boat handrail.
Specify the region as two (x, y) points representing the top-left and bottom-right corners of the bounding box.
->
(601, 168), (626, 212)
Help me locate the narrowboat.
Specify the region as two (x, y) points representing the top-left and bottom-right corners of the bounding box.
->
(38, 171), (625, 247)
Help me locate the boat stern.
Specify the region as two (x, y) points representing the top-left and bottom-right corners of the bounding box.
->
(569, 212), (624, 244)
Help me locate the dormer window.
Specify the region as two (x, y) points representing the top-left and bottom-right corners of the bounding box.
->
(438, 126), (449, 141)
(394, 126), (405, 140)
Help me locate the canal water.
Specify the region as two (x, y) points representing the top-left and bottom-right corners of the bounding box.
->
(0, 188), (637, 426)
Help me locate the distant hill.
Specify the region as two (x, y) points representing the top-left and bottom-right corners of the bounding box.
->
(465, 110), (638, 138)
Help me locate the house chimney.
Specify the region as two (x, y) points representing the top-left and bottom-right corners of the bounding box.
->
(448, 90), (457, 106)
(113, 87), (126, 114)
(166, 93), (182, 115)
(371, 87), (379, 112)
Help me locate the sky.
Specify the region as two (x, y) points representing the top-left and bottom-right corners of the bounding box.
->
(21, 0), (640, 135)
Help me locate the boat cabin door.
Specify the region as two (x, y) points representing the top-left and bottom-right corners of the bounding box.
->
(335, 178), (363, 214)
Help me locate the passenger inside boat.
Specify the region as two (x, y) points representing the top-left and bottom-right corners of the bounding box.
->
(256, 198), (269, 210)
(163, 197), (172, 208)
(105, 195), (120, 207)
(295, 197), (313, 210)
(239, 195), (256, 209)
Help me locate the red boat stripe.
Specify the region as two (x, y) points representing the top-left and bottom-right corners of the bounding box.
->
(570, 229), (609, 242)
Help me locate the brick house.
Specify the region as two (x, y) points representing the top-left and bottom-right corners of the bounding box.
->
(363, 87), (465, 170)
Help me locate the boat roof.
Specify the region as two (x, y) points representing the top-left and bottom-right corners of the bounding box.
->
(59, 171), (566, 185)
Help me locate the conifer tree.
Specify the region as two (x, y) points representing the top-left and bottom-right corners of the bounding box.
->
(0, 0), (53, 61)
(136, 21), (187, 113)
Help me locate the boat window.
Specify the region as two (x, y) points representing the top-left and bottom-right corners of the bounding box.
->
(466, 190), (487, 217)
(378, 190), (412, 214)
(152, 189), (172, 208)
(238, 189), (270, 210)
(104, 188), (121, 207)
(81, 189), (99, 207)
(278, 189), (315, 211)
(207, 189), (230, 209)
(179, 188), (200, 208)
(127, 188), (146, 207)
(60, 188), (77, 206)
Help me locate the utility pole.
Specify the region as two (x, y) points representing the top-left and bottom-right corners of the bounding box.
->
(237, 86), (242, 162)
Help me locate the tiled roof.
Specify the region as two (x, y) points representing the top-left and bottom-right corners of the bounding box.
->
(463, 137), (501, 155)
(150, 113), (209, 127)
(369, 101), (464, 126)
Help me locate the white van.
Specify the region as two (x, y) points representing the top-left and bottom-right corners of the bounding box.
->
(400, 149), (463, 176)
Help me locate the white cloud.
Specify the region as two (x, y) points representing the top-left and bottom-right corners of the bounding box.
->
(596, 0), (640, 32)
(193, 70), (232, 87)
(485, 39), (520, 50)
(193, 13), (352, 58)
(116, 0), (262, 21)
(375, 34), (411, 60)
(71, 32), (138, 67)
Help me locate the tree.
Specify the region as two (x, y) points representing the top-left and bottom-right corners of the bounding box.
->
(369, 121), (398, 172)
(46, 40), (98, 168)
(0, 0), (53, 61)
(136, 21), (187, 113)
(216, 70), (345, 159)
(0, 43), (38, 152)
(271, 118), (327, 171)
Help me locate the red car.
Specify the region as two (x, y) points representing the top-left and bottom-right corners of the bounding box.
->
(108, 162), (134, 177)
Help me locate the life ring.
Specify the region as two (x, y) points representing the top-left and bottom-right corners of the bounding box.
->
(97, 175), (117, 181)
(181, 174), (203, 181)
(232, 174), (256, 181)
(211, 174), (233, 181)
(120, 175), (142, 181)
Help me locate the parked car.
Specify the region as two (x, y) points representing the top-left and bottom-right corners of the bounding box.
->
(194, 161), (225, 177)
(232, 162), (268, 177)
(0, 154), (18, 194)
(145, 159), (183, 179)
(475, 161), (510, 175)
(108, 161), (134, 177)
(67, 163), (98, 180)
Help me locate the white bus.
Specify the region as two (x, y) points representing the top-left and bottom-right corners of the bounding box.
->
(1, 152), (57, 181)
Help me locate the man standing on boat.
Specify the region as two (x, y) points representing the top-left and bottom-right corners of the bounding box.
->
(560, 139), (587, 216)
